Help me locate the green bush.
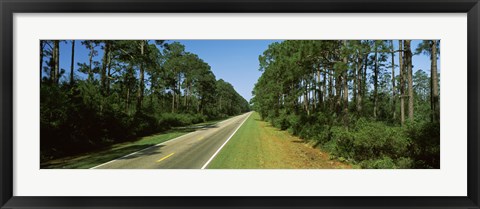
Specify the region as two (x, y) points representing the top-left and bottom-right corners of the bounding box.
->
(272, 109), (290, 130)
(317, 118), (413, 168)
(286, 113), (301, 135)
(351, 119), (411, 161)
(159, 113), (206, 128)
(330, 126), (355, 159)
(405, 121), (440, 168)
(395, 157), (414, 169)
(359, 156), (396, 169)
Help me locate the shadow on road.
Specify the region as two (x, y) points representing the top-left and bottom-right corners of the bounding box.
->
(173, 124), (219, 132)
(118, 145), (166, 160)
(41, 120), (225, 169)
(41, 144), (164, 168)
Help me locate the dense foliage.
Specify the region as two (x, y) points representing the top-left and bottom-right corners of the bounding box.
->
(40, 40), (249, 161)
(252, 40), (440, 168)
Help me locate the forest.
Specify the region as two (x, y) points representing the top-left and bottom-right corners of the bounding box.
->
(40, 40), (249, 162)
(252, 40), (440, 169)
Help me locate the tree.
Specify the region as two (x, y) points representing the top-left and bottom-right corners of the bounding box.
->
(413, 69), (430, 101)
(50, 40), (60, 84)
(373, 41), (379, 119)
(196, 66), (217, 116)
(342, 40), (349, 126)
(390, 40), (396, 120)
(162, 42), (187, 113)
(431, 40), (439, 122)
(416, 40), (440, 122)
(136, 40), (146, 111)
(399, 40), (405, 125)
(40, 40), (48, 81)
(70, 40), (75, 85)
(100, 40), (111, 93)
(404, 40), (414, 121)
(81, 40), (99, 82)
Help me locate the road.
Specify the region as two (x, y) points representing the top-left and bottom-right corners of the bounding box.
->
(92, 112), (252, 169)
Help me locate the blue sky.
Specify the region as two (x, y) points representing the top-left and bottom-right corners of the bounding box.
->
(55, 40), (437, 102)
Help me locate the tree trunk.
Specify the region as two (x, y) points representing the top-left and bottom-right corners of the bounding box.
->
(126, 88), (130, 114)
(353, 57), (357, 107)
(399, 40), (405, 126)
(304, 79), (310, 115)
(373, 42), (378, 119)
(335, 73), (342, 116)
(342, 40), (349, 126)
(391, 40), (396, 120)
(101, 41), (110, 94)
(53, 40), (60, 84)
(125, 65), (133, 115)
(329, 68), (334, 111)
(317, 68), (322, 108)
(70, 40), (75, 85)
(188, 84), (192, 112)
(137, 41), (145, 112)
(88, 43), (94, 82)
(172, 68), (176, 113)
(329, 69), (333, 98)
(177, 73), (181, 111)
(313, 71), (316, 111)
(106, 52), (112, 95)
(172, 87), (175, 113)
(431, 40), (439, 122)
(184, 79), (188, 111)
(405, 40), (414, 121)
(356, 55), (363, 113)
(363, 55), (367, 99)
(40, 41), (44, 81)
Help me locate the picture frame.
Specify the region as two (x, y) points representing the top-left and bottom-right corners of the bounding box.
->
(1, 0), (479, 208)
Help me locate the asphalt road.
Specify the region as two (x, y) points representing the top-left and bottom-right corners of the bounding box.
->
(92, 112), (252, 169)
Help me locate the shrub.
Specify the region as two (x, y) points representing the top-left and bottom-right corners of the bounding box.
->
(272, 109), (290, 130)
(359, 156), (396, 169)
(395, 157), (414, 169)
(319, 119), (412, 168)
(158, 113), (207, 128)
(287, 113), (301, 135)
(352, 119), (410, 161)
(405, 121), (440, 168)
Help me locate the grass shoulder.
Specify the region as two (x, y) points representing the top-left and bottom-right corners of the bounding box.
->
(208, 112), (351, 169)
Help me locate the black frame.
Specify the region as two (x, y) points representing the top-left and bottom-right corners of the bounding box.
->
(1, 0), (479, 208)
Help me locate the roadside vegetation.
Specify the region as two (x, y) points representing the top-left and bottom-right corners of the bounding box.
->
(252, 40), (440, 169)
(208, 112), (350, 169)
(40, 40), (249, 165)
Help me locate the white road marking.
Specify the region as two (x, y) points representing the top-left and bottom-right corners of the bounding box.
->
(201, 112), (252, 169)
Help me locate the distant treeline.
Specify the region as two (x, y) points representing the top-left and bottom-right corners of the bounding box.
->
(40, 40), (249, 161)
(252, 40), (440, 168)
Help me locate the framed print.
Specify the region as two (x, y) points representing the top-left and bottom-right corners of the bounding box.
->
(1, 0), (479, 208)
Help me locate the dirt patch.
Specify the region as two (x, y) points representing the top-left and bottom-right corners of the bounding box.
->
(258, 120), (351, 169)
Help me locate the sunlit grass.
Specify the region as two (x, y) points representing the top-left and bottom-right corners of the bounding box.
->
(208, 112), (351, 169)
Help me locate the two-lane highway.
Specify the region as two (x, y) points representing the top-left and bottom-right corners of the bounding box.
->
(91, 112), (252, 169)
